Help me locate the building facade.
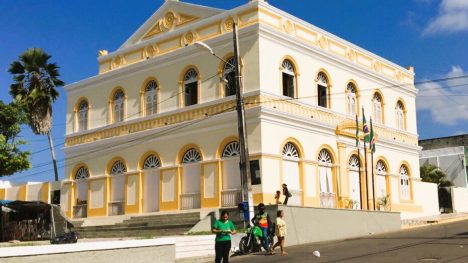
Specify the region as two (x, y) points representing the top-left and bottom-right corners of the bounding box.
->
(420, 135), (468, 188)
(54, 0), (434, 219)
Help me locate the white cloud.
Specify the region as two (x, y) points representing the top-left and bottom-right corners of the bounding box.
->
(416, 66), (468, 125)
(423, 0), (468, 35)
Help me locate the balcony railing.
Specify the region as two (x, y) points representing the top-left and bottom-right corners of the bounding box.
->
(320, 192), (336, 208)
(108, 201), (124, 216)
(73, 204), (87, 218)
(180, 192), (201, 210)
(221, 189), (242, 207)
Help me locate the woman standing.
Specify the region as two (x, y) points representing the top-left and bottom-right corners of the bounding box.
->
(272, 210), (287, 256)
(212, 210), (236, 263)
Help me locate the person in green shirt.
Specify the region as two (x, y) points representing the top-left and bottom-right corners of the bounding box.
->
(212, 210), (236, 263)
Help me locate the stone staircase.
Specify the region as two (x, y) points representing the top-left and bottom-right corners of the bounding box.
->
(73, 212), (200, 239)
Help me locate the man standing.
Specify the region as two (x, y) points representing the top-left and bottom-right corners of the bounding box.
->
(282, 184), (291, 205)
(252, 203), (273, 254)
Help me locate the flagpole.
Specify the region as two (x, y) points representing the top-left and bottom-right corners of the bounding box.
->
(362, 107), (370, 210)
(370, 117), (376, 211)
(356, 115), (363, 210)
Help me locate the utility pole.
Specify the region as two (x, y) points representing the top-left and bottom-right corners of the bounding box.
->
(233, 22), (254, 223)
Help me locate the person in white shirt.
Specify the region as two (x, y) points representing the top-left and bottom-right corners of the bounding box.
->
(272, 210), (287, 256)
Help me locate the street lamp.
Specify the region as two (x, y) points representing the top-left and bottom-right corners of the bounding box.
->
(195, 22), (254, 223)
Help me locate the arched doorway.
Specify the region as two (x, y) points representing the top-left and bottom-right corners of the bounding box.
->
(221, 141), (242, 207)
(109, 160), (126, 215)
(74, 166), (89, 218)
(348, 155), (361, 209)
(180, 148), (202, 209)
(142, 154), (161, 213)
(282, 142), (302, 206)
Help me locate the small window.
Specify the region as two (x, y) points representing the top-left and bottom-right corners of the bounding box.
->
(222, 141), (240, 158)
(184, 69), (198, 106)
(373, 93), (383, 124)
(111, 160), (127, 175)
(223, 57), (237, 97)
(145, 80), (158, 116)
(182, 148), (202, 164)
(113, 90), (125, 123)
(317, 73), (328, 108)
(281, 60), (295, 98)
(143, 154), (161, 169)
(396, 101), (405, 130)
(77, 100), (88, 132)
(75, 166), (90, 180)
(346, 83), (357, 116)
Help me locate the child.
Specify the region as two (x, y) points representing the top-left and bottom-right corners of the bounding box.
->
(274, 190), (282, 204)
(272, 210), (287, 256)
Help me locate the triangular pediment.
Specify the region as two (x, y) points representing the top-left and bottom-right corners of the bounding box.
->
(120, 1), (224, 49)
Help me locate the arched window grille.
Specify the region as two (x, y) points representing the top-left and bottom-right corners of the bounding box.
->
(145, 80), (158, 116)
(184, 69), (198, 106)
(318, 149), (333, 194)
(111, 160), (127, 175)
(373, 93), (383, 124)
(223, 57), (237, 97)
(78, 100), (88, 132)
(182, 148), (202, 163)
(75, 166), (89, 180)
(349, 155), (360, 171)
(282, 60), (296, 98)
(282, 142), (299, 158)
(143, 154), (161, 169)
(346, 83), (357, 116)
(376, 160), (387, 175)
(317, 72), (328, 108)
(222, 141), (240, 158)
(113, 90), (125, 123)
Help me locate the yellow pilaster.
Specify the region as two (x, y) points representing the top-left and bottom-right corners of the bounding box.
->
(0, 188), (5, 199)
(19, 184), (27, 201)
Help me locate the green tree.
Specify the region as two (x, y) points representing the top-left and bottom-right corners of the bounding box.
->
(8, 48), (64, 181)
(0, 101), (30, 176)
(420, 163), (453, 187)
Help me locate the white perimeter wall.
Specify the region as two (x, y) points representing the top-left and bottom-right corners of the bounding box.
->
(401, 181), (439, 219)
(452, 187), (468, 213)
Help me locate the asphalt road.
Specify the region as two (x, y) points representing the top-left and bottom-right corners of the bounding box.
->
(230, 219), (468, 263)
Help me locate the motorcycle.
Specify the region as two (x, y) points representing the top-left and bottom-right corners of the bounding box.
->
(238, 224), (274, 255)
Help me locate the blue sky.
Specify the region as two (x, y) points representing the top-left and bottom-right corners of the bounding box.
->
(0, 0), (467, 183)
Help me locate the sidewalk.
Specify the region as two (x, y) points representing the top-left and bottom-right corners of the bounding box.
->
(401, 212), (468, 229)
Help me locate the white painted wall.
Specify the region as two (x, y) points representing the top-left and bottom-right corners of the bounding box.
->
(452, 187), (468, 213)
(401, 181), (439, 219)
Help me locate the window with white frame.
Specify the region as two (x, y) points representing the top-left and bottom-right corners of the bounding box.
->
(145, 80), (158, 116)
(346, 83), (357, 116)
(282, 142), (300, 158)
(223, 57), (236, 97)
(282, 60), (296, 98)
(317, 72), (328, 108)
(373, 93), (383, 124)
(318, 149), (333, 193)
(184, 69), (198, 106)
(113, 90), (125, 123)
(396, 101), (405, 130)
(399, 165), (410, 200)
(77, 100), (88, 132)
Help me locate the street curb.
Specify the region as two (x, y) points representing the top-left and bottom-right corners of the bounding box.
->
(401, 215), (468, 230)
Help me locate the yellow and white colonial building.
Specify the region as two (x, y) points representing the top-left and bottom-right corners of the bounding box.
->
(58, 0), (438, 220)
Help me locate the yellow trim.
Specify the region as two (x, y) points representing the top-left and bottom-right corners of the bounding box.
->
(157, 35), (183, 54)
(87, 177), (108, 217)
(279, 138), (304, 158)
(0, 188), (5, 200)
(196, 22), (222, 41)
(159, 167), (180, 211)
(41, 182), (50, 203)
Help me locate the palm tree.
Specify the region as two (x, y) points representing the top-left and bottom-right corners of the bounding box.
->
(420, 163), (453, 187)
(8, 48), (64, 181)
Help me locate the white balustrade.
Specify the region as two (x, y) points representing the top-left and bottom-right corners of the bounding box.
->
(221, 189), (242, 207)
(180, 192), (201, 210)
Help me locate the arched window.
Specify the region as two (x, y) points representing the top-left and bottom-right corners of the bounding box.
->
(282, 142), (299, 158)
(143, 154), (161, 169)
(182, 148), (202, 163)
(110, 160), (127, 175)
(77, 100), (88, 132)
(75, 166), (89, 180)
(349, 155), (360, 170)
(145, 80), (158, 116)
(317, 72), (328, 108)
(399, 165), (410, 200)
(223, 57), (236, 97)
(113, 90), (125, 123)
(376, 160), (388, 199)
(318, 149), (333, 194)
(376, 160), (387, 175)
(184, 69), (198, 106)
(373, 93), (383, 124)
(281, 59), (296, 98)
(346, 83), (357, 116)
(222, 141), (240, 158)
(348, 155), (361, 209)
(396, 101), (405, 130)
